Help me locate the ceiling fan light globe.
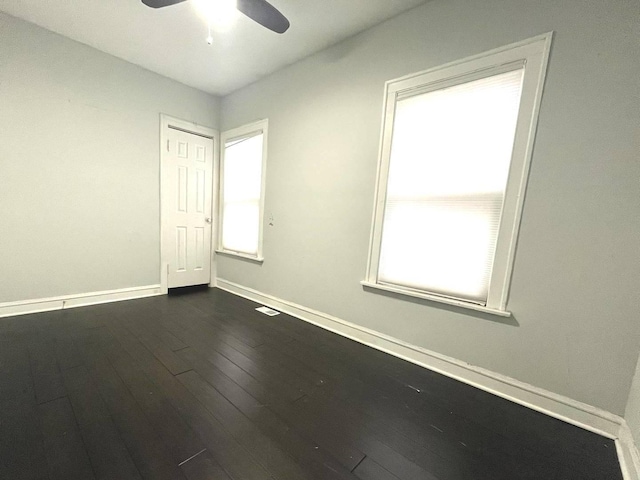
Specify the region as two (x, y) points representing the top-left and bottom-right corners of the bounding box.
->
(193, 0), (238, 31)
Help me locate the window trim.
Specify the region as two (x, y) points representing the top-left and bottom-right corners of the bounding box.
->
(217, 119), (268, 262)
(363, 33), (553, 316)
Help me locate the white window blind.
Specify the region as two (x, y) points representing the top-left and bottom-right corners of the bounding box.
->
(377, 69), (525, 304)
(221, 132), (264, 256)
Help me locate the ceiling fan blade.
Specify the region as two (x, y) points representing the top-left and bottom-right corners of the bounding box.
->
(237, 0), (290, 34)
(141, 0), (187, 8)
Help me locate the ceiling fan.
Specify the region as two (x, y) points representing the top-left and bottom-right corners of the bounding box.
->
(141, 0), (290, 34)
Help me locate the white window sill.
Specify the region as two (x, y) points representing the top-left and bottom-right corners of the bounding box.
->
(360, 281), (511, 318)
(215, 250), (264, 264)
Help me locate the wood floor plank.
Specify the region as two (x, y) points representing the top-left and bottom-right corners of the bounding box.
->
(255, 331), (552, 479)
(172, 290), (604, 479)
(28, 339), (66, 405)
(83, 348), (189, 480)
(304, 354), (548, 476)
(63, 365), (111, 426)
(0, 339), (34, 404)
(177, 297), (267, 348)
(354, 458), (401, 480)
(176, 372), (360, 480)
(161, 313), (307, 402)
(276, 314), (586, 460)
(330, 344), (610, 477)
(0, 288), (622, 480)
(208, 336), (313, 394)
(176, 346), (365, 475)
(151, 325), (188, 352)
(38, 397), (96, 480)
(179, 451), (232, 480)
(54, 337), (84, 371)
(105, 344), (206, 465)
(79, 418), (143, 480)
(120, 319), (191, 375)
(205, 308), (297, 346)
(293, 387), (506, 480)
(258, 320), (602, 479)
(63, 365), (142, 480)
(177, 369), (318, 480)
(105, 324), (276, 480)
(0, 396), (50, 480)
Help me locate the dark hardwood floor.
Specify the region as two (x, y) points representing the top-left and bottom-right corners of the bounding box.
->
(0, 287), (622, 480)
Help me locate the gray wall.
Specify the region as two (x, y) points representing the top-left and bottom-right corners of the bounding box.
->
(0, 13), (220, 303)
(626, 355), (640, 449)
(218, 0), (640, 414)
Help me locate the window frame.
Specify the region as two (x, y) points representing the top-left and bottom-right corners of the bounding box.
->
(217, 119), (268, 262)
(362, 33), (553, 317)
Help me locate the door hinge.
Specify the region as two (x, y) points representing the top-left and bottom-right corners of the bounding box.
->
(167, 139), (170, 152)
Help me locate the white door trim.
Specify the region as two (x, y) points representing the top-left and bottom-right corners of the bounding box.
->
(160, 114), (219, 293)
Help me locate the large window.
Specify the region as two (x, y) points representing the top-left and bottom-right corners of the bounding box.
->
(218, 119), (268, 261)
(363, 34), (552, 315)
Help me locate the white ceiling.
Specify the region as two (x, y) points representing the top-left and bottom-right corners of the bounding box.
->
(0, 0), (427, 96)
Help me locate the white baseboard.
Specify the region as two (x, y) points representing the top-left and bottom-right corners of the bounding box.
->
(216, 278), (640, 478)
(617, 424), (640, 480)
(0, 284), (163, 318)
(216, 278), (621, 435)
(1, 278), (636, 478)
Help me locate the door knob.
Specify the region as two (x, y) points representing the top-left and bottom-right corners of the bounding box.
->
(205, 217), (212, 224)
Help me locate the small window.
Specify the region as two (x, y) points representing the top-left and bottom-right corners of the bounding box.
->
(218, 119), (268, 261)
(363, 34), (552, 316)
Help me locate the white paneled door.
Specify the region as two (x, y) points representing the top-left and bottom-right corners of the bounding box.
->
(164, 127), (214, 288)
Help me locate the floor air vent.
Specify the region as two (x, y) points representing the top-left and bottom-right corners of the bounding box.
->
(255, 306), (280, 316)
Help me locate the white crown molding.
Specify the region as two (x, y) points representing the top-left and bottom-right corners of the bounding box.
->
(0, 284), (162, 318)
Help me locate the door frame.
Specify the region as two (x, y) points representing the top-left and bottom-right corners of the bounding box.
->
(159, 114), (219, 294)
